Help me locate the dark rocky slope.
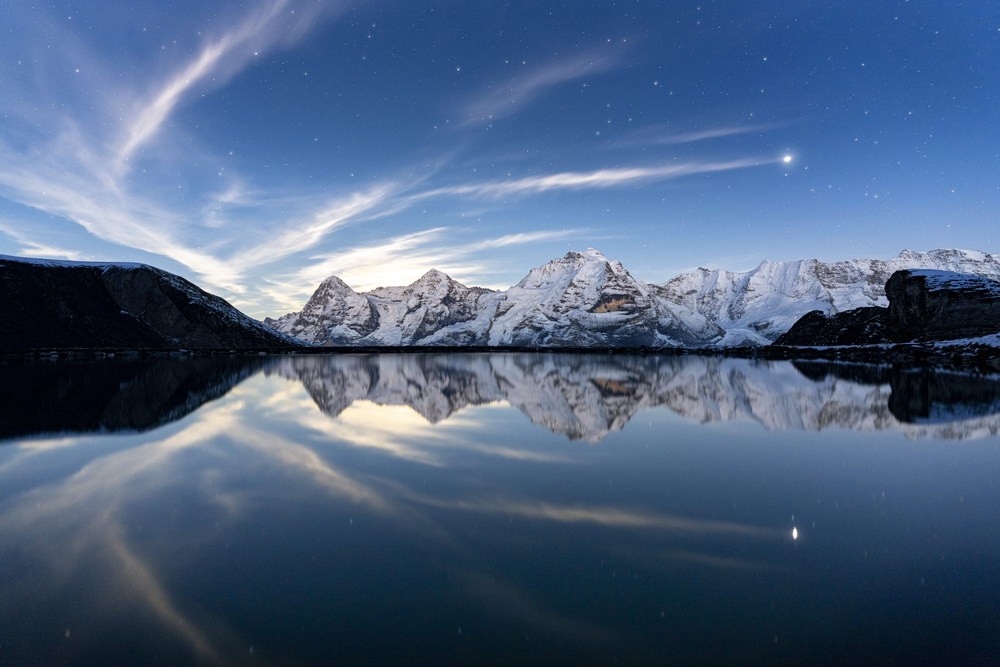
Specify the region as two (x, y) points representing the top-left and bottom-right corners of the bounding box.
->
(0, 256), (296, 350)
(775, 269), (1000, 347)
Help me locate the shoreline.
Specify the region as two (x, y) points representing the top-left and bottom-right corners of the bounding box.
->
(3, 340), (998, 372)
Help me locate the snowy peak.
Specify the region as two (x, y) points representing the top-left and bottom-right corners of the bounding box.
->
(409, 268), (452, 288)
(514, 248), (624, 290)
(271, 248), (723, 348)
(265, 271), (378, 345)
(487, 248), (721, 348)
(659, 248), (1000, 346)
(402, 269), (475, 300)
(316, 274), (360, 296)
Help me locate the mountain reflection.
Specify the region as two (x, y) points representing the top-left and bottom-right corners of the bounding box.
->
(2, 353), (999, 443)
(2, 354), (999, 665)
(0, 356), (266, 441)
(269, 354), (1000, 441)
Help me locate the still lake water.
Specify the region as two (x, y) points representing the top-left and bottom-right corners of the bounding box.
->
(1, 353), (999, 665)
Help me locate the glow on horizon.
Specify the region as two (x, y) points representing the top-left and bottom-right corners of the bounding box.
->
(0, 2), (996, 317)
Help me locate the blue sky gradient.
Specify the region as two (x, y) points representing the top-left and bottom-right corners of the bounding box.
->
(1, 1), (997, 316)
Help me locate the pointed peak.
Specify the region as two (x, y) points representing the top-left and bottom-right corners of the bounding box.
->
(314, 275), (361, 297)
(410, 268), (452, 286)
(305, 275), (361, 305)
(407, 268), (461, 291)
(319, 274), (352, 288)
(420, 268), (450, 280)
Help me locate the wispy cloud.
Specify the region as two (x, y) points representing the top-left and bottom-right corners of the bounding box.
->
(458, 571), (616, 646)
(0, 1), (344, 294)
(245, 158), (771, 309)
(415, 159), (773, 200)
(0, 4), (782, 316)
(224, 183), (402, 277)
(614, 122), (785, 148)
(118, 0), (338, 169)
(461, 49), (622, 126)
(0, 222), (88, 261)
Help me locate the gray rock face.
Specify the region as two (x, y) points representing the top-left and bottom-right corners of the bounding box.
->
(0, 256), (296, 349)
(775, 269), (1000, 346)
(886, 270), (1000, 341)
(771, 307), (889, 346)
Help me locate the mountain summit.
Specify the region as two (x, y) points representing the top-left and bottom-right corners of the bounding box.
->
(268, 249), (722, 347)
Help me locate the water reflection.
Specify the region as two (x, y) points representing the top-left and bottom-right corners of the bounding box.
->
(4, 354), (1000, 443)
(1, 355), (998, 664)
(0, 374), (778, 664)
(0, 356), (264, 441)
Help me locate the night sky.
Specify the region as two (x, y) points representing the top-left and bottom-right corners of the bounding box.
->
(1, 1), (997, 316)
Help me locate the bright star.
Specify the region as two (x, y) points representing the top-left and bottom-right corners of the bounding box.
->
(782, 154), (793, 164)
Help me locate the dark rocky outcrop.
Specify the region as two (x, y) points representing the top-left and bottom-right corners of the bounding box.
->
(885, 270), (1000, 340)
(0, 256), (297, 350)
(771, 307), (889, 346)
(775, 269), (1000, 347)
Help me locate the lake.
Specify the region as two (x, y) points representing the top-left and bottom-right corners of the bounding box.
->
(1, 353), (998, 665)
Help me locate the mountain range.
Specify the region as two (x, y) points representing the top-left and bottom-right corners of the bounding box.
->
(268, 248), (1000, 348)
(6, 354), (996, 443)
(2, 248), (997, 352)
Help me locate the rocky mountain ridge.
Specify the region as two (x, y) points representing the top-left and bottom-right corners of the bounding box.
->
(0, 256), (297, 350)
(269, 247), (1000, 349)
(268, 248), (723, 348)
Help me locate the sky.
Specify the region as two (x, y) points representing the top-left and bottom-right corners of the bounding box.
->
(0, 0), (998, 317)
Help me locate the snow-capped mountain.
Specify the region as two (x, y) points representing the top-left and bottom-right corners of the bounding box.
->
(488, 249), (722, 346)
(659, 248), (1000, 345)
(268, 247), (1000, 348)
(268, 249), (723, 347)
(267, 269), (502, 346)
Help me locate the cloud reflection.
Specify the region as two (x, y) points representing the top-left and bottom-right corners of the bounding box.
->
(2, 355), (998, 662)
(458, 571), (617, 647)
(409, 496), (778, 538)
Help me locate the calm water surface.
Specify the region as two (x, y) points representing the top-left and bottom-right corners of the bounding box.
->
(1, 354), (999, 665)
